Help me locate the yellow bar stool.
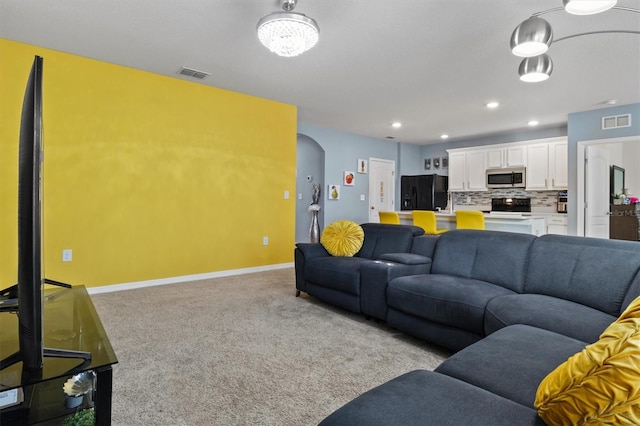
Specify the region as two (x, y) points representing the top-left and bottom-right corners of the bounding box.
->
(378, 211), (400, 224)
(455, 210), (486, 230)
(412, 210), (447, 235)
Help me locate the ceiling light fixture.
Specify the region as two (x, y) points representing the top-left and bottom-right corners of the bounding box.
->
(391, 121), (402, 129)
(528, 120), (539, 126)
(511, 2), (639, 82)
(486, 101), (500, 109)
(519, 54), (553, 82)
(257, 0), (319, 57)
(563, 0), (617, 15)
(440, 134), (449, 140)
(510, 17), (553, 57)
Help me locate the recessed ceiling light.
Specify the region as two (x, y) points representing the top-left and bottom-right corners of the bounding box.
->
(441, 134), (449, 139)
(605, 99), (618, 105)
(528, 120), (539, 126)
(391, 121), (402, 129)
(486, 101), (500, 109)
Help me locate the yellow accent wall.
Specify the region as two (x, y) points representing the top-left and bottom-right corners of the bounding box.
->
(0, 39), (297, 288)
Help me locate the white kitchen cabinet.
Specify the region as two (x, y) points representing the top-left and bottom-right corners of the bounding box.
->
(487, 146), (527, 169)
(448, 152), (467, 191)
(526, 144), (550, 189)
(466, 150), (487, 190)
(447, 150), (487, 191)
(546, 215), (568, 235)
(549, 141), (568, 189)
(526, 139), (567, 190)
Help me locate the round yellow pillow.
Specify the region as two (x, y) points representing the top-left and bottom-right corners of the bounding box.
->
(535, 296), (640, 425)
(320, 220), (364, 257)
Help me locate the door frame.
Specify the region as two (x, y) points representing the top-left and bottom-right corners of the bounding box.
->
(576, 135), (638, 236)
(368, 158), (396, 223)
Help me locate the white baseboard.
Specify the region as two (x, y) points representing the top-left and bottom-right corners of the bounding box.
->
(87, 263), (294, 295)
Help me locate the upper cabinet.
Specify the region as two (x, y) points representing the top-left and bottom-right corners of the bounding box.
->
(487, 146), (526, 169)
(448, 150), (487, 191)
(448, 137), (567, 192)
(549, 141), (568, 189)
(526, 139), (568, 190)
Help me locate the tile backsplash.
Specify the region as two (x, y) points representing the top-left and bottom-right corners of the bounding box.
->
(453, 189), (560, 209)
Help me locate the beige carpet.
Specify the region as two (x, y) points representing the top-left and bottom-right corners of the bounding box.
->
(90, 268), (449, 425)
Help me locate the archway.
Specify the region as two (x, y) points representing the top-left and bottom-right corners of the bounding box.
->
(296, 134), (325, 243)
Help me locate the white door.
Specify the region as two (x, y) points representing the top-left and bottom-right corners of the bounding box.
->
(585, 146), (610, 238)
(369, 158), (396, 222)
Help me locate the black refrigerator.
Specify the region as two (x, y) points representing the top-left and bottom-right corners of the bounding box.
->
(400, 174), (448, 211)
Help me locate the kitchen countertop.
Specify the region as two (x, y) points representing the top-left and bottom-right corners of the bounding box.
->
(397, 211), (547, 220)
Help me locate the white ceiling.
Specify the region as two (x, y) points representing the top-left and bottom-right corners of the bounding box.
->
(1, 0), (639, 144)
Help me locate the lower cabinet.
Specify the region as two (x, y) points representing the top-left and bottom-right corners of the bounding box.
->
(610, 204), (639, 241)
(546, 215), (568, 235)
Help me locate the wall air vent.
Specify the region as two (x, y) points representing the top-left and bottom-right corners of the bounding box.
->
(602, 114), (631, 130)
(178, 67), (210, 80)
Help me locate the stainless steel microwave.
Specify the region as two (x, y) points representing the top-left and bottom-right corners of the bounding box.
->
(486, 167), (526, 188)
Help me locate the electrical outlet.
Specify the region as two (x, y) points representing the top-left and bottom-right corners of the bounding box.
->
(263, 236), (269, 246)
(62, 249), (72, 262)
(284, 190), (289, 199)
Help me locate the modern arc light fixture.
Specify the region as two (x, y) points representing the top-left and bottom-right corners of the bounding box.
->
(510, 16), (553, 57)
(563, 0), (617, 15)
(511, 1), (639, 82)
(257, 0), (319, 57)
(518, 54), (554, 82)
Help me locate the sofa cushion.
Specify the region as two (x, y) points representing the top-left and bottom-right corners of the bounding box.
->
(320, 220), (364, 256)
(305, 256), (372, 295)
(436, 324), (586, 407)
(525, 234), (640, 316)
(319, 370), (546, 426)
(485, 294), (616, 343)
(387, 274), (515, 335)
(535, 296), (640, 425)
(356, 223), (423, 259)
(430, 230), (536, 293)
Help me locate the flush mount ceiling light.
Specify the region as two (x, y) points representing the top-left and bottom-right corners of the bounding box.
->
(257, 0), (319, 57)
(511, 1), (639, 82)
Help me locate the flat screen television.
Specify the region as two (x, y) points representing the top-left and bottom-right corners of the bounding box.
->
(0, 56), (91, 374)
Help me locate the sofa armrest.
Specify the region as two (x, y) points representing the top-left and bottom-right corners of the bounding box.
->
(379, 253), (431, 266)
(360, 258), (432, 321)
(295, 243), (331, 294)
(295, 242), (330, 259)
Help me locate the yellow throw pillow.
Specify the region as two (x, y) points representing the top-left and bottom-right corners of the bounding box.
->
(321, 220), (364, 257)
(534, 296), (640, 425)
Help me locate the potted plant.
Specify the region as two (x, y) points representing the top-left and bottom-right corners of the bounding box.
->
(63, 408), (94, 426)
(612, 193), (622, 205)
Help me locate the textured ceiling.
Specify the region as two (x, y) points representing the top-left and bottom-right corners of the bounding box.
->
(1, 0), (639, 144)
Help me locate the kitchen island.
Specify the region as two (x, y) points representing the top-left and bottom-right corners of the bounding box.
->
(397, 211), (546, 236)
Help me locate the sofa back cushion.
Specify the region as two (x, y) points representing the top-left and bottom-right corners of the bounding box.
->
(525, 235), (640, 316)
(410, 234), (440, 258)
(356, 223), (424, 259)
(431, 230), (536, 293)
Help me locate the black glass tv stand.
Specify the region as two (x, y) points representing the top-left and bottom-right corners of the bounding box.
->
(0, 286), (118, 425)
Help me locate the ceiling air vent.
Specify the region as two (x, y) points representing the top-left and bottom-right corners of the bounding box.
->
(178, 67), (210, 80)
(602, 114), (631, 130)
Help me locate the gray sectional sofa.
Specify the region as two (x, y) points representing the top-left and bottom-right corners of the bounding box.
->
(294, 225), (640, 425)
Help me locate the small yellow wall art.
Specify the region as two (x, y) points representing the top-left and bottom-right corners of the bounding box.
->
(357, 159), (367, 173)
(328, 184), (340, 200)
